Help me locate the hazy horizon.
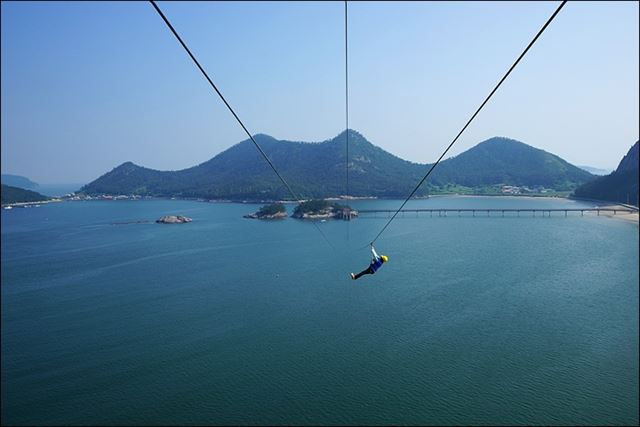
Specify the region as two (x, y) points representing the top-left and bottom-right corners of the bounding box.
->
(2, 1), (638, 183)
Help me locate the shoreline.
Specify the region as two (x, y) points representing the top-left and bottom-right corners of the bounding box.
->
(4, 196), (638, 225)
(591, 204), (639, 225)
(2, 199), (62, 209)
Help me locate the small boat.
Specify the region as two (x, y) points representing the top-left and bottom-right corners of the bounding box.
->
(3, 206), (13, 210)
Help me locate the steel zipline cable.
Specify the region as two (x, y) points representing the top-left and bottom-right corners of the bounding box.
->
(149, 0), (334, 249)
(345, 0), (349, 200)
(344, 0), (351, 243)
(369, 0), (567, 246)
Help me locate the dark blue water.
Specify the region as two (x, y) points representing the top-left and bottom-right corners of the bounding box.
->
(2, 197), (638, 425)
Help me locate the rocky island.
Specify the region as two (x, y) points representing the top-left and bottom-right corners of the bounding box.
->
(292, 199), (357, 220)
(244, 203), (288, 219)
(156, 215), (192, 224)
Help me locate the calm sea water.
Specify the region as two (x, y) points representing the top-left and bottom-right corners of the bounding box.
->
(1, 197), (638, 425)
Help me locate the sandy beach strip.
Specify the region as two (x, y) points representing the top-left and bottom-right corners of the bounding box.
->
(2, 199), (62, 208)
(592, 204), (639, 224)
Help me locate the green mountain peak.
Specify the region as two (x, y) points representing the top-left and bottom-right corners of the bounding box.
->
(81, 131), (595, 200)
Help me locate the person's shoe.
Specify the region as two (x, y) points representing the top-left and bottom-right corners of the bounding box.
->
(350, 273), (355, 280)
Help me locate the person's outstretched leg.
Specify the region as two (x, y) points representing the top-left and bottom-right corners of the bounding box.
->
(352, 267), (374, 280)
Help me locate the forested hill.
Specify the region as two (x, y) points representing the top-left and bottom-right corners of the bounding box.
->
(616, 140), (639, 173)
(573, 141), (639, 206)
(428, 137), (593, 189)
(82, 131), (426, 199)
(1, 184), (50, 205)
(81, 131), (594, 200)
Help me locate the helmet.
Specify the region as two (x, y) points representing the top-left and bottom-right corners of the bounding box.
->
(381, 255), (388, 263)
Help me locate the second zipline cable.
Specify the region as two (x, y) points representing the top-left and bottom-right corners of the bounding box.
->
(369, 0), (567, 245)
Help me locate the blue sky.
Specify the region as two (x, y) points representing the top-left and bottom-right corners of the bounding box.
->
(1, 1), (638, 184)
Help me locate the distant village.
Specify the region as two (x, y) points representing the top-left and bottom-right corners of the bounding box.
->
(3, 188), (559, 210)
(500, 185), (553, 195)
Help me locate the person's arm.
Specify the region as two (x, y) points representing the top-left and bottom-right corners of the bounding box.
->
(371, 246), (379, 261)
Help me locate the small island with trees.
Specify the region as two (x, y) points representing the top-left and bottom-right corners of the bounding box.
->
(244, 200), (358, 220)
(244, 203), (288, 219)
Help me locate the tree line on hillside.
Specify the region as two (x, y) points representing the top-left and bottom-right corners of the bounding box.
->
(1, 184), (50, 205)
(573, 141), (639, 206)
(80, 132), (596, 201)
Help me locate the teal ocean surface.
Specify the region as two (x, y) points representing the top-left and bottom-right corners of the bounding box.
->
(1, 197), (638, 425)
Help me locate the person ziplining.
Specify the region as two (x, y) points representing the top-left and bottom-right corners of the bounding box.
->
(348, 1), (565, 279)
(351, 245), (388, 280)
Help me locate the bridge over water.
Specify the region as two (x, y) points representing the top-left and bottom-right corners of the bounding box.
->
(356, 208), (638, 218)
